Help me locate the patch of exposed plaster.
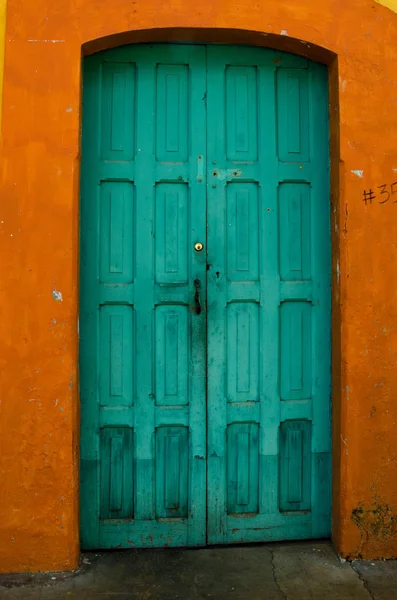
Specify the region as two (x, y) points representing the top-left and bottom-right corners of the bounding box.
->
(352, 170), (364, 178)
(280, 29), (288, 36)
(27, 39), (65, 43)
(351, 496), (397, 558)
(52, 289), (63, 302)
(339, 78), (347, 92)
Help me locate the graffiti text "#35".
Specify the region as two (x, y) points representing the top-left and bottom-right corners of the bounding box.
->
(363, 182), (397, 205)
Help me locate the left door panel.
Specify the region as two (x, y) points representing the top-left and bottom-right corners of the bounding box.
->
(80, 45), (207, 549)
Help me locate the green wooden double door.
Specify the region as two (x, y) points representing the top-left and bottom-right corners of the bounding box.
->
(80, 44), (331, 549)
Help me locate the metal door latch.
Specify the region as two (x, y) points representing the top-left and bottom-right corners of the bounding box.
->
(194, 278), (202, 315)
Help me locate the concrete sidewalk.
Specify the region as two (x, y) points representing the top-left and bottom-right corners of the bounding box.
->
(1, 541), (397, 599)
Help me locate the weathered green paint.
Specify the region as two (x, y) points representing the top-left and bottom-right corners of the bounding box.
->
(80, 45), (207, 549)
(80, 44), (331, 549)
(205, 46), (331, 544)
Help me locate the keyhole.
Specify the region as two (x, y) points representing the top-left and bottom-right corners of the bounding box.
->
(216, 271), (220, 278)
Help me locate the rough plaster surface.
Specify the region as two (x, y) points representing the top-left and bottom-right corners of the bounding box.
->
(1, 0), (397, 572)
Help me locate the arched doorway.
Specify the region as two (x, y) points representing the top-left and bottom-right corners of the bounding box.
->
(79, 42), (331, 549)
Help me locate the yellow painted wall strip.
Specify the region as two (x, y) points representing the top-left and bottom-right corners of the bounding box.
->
(0, 0), (7, 136)
(374, 0), (397, 12)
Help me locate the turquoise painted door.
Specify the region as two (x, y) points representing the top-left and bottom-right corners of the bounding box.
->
(205, 46), (331, 543)
(80, 45), (207, 549)
(80, 44), (331, 550)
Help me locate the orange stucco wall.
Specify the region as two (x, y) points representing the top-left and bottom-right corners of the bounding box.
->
(1, 0), (397, 573)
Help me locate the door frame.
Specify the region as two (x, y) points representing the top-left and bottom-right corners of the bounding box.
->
(78, 30), (340, 548)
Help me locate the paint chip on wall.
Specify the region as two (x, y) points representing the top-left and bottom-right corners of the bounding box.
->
(27, 39), (65, 43)
(52, 290), (63, 302)
(351, 170), (364, 178)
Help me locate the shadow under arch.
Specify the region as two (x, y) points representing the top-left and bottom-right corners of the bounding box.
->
(80, 25), (342, 550)
(82, 27), (336, 64)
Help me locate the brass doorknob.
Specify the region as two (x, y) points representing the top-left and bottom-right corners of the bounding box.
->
(194, 242), (204, 252)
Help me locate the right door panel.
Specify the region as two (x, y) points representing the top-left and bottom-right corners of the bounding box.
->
(206, 46), (331, 544)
